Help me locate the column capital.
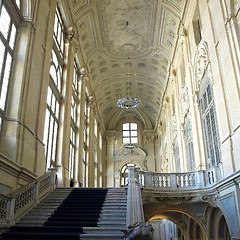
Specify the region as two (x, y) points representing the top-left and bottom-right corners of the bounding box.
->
(143, 130), (157, 142)
(105, 130), (117, 143)
(80, 68), (89, 84)
(64, 26), (75, 43)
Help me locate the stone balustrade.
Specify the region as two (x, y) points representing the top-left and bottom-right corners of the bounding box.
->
(139, 165), (222, 189)
(0, 169), (56, 226)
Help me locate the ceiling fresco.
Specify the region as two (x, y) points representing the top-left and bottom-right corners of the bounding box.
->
(70, 0), (187, 129)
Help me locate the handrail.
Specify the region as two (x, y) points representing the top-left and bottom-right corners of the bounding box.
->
(139, 165), (222, 190)
(0, 169), (57, 226)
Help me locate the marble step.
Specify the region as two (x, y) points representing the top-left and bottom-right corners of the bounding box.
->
(80, 233), (124, 240)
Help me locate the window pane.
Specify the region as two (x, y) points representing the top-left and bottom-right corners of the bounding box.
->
(123, 123), (129, 130)
(9, 24), (16, 49)
(15, 0), (20, 8)
(131, 137), (138, 144)
(0, 7), (10, 39)
(123, 138), (130, 144)
(130, 123), (137, 130)
(0, 41), (5, 67)
(131, 130), (137, 137)
(123, 131), (130, 137)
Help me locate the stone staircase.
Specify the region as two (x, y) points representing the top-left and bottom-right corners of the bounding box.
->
(82, 187), (127, 239)
(1, 187), (127, 240)
(16, 188), (72, 226)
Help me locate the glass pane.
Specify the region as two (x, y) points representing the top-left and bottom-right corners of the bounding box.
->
(47, 87), (52, 105)
(43, 110), (50, 144)
(123, 123), (129, 130)
(0, 41), (5, 68)
(123, 131), (130, 137)
(9, 24), (16, 49)
(131, 137), (138, 143)
(130, 123), (137, 130)
(50, 65), (57, 82)
(207, 85), (212, 103)
(15, 0), (20, 8)
(131, 130), (137, 137)
(123, 138), (130, 144)
(0, 7), (10, 39)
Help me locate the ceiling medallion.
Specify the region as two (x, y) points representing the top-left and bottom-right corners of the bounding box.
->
(117, 97), (142, 109)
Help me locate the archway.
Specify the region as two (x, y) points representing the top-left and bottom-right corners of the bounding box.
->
(120, 163), (139, 187)
(147, 210), (207, 240)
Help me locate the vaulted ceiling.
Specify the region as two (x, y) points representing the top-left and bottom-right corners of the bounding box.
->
(69, 0), (187, 129)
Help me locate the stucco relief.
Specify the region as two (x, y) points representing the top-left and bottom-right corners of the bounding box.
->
(193, 42), (213, 105)
(171, 114), (178, 140)
(115, 145), (146, 158)
(181, 86), (190, 117)
(194, 42), (209, 89)
(99, 0), (155, 56)
(195, 46), (208, 82)
(114, 146), (148, 186)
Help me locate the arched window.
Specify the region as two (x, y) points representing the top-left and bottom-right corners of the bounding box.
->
(200, 83), (221, 168)
(122, 122), (138, 144)
(121, 163), (138, 186)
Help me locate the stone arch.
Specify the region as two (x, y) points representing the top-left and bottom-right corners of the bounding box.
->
(203, 204), (230, 239)
(145, 207), (208, 239)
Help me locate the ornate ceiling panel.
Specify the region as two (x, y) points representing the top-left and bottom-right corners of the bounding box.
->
(70, 0), (186, 129)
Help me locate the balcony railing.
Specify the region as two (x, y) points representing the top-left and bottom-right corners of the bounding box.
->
(0, 169), (56, 226)
(138, 165), (222, 189)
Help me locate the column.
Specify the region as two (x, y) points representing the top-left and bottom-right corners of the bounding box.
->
(77, 69), (87, 186)
(73, 69), (82, 187)
(87, 96), (95, 187)
(55, 27), (74, 186)
(106, 131), (116, 187)
(96, 125), (102, 187)
(144, 131), (156, 172)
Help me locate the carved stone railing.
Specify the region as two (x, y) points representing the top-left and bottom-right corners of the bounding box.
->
(138, 165), (222, 189)
(0, 169), (56, 226)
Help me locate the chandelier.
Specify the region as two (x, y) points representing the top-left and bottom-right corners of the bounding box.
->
(117, 21), (142, 109)
(117, 97), (141, 109)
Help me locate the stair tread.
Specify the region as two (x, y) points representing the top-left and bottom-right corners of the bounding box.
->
(1, 188), (127, 240)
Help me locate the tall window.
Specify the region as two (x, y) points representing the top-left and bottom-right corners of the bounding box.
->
(122, 123), (138, 144)
(200, 83), (221, 168)
(43, 7), (64, 169)
(0, 1), (19, 130)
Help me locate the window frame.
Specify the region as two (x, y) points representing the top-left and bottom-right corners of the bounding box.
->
(199, 82), (221, 168)
(122, 122), (138, 144)
(0, 0), (21, 131)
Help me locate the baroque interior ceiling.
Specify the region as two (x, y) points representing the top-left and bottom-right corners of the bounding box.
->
(68, 0), (187, 130)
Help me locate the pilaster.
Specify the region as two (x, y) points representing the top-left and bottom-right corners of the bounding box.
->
(105, 130), (116, 187)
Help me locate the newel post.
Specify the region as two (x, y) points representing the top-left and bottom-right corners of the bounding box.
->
(124, 167), (153, 240)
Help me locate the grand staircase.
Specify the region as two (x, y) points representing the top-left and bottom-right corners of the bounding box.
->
(1, 188), (127, 240)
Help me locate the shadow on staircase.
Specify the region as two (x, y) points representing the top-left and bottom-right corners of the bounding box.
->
(1, 188), (127, 240)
